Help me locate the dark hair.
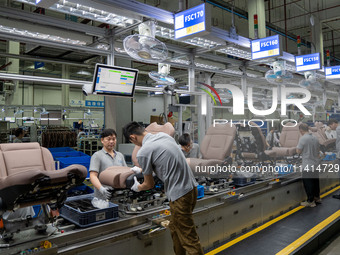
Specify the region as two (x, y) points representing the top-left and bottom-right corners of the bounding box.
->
(15, 128), (24, 137)
(178, 133), (191, 146)
(100, 128), (117, 138)
(328, 119), (338, 126)
(299, 123), (309, 132)
(123, 122), (145, 142)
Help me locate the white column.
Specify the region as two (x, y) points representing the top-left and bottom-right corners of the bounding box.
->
(310, 15), (324, 64)
(5, 41), (20, 107)
(248, 0), (266, 39)
(61, 64), (70, 126)
(105, 35), (116, 130)
(204, 72), (213, 129)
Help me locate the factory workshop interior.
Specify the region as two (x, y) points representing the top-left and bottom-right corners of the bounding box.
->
(1, 0), (340, 254)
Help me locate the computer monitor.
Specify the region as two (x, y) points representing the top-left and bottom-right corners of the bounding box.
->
(92, 64), (138, 98)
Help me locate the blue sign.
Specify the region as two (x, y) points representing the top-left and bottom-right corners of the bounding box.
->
(251, 35), (281, 60)
(325, 65), (340, 79)
(34, 61), (44, 69)
(85, 100), (104, 108)
(295, 53), (321, 72)
(174, 4), (210, 40)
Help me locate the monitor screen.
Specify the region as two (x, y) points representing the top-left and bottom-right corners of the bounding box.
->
(92, 64), (138, 98)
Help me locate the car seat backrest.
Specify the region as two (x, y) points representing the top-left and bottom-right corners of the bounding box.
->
(201, 124), (236, 160)
(279, 123), (301, 148)
(132, 122), (175, 166)
(145, 122), (175, 137)
(0, 142), (55, 176)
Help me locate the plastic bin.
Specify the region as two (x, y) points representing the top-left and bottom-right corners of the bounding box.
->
(68, 184), (94, 197)
(51, 151), (90, 160)
(60, 194), (119, 227)
(48, 147), (76, 153)
(58, 156), (90, 177)
(33, 205), (42, 218)
(275, 164), (294, 175)
(323, 153), (336, 161)
(197, 185), (204, 199)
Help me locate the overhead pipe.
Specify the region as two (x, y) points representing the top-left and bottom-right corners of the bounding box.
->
(271, 4), (340, 24)
(265, 0), (302, 11)
(202, 0), (309, 47)
(268, 0), (271, 35)
(178, 0), (184, 12)
(284, 0), (288, 51)
(202, 0), (340, 63)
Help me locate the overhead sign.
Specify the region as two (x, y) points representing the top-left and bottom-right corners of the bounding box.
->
(251, 35), (281, 60)
(69, 99), (84, 107)
(34, 61), (45, 69)
(295, 53), (321, 72)
(325, 65), (340, 79)
(85, 100), (104, 108)
(174, 3), (211, 40)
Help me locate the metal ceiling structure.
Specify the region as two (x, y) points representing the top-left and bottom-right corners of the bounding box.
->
(0, 0), (340, 100)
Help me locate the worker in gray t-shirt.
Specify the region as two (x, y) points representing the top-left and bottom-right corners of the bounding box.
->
(178, 133), (200, 158)
(336, 124), (340, 156)
(333, 124), (340, 199)
(296, 123), (320, 207)
(89, 128), (127, 201)
(123, 122), (203, 255)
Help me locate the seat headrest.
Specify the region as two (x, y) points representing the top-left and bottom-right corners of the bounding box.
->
(146, 122), (175, 137)
(0, 142), (41, 152)
(281, 122), (300, 131)
(314, 122), (324, 129)
(206, 123), (236, 135)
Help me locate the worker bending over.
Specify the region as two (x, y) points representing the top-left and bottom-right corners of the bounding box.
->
(123, 122), (204, 255)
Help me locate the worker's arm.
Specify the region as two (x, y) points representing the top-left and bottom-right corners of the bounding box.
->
(138, 175), (155, 191)
(296, 136), (305, 154)
(90, 171), (103, 190)
(89, 153), (105, 190)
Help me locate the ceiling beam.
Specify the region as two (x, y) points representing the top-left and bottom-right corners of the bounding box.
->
(0, 32), (109, 55)
(0, 6), (107, 37)
(0, 52), (92, 67)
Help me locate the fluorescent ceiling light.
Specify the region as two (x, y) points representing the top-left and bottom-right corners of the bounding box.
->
(155, 25), (221, 49)
(40, 118), (59, 120)
(16, 0), (139, 27)
(169, 59), (190, 65)
(217, 47), (252, 60)
(195, 62), (220, 70)
(0, 24), (86, 46)
(76, 70), (92, 75)
(96, 44), (109, 50)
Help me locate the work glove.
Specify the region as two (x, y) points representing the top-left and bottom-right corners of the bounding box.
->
(131, 166), (142, 174)
(131, 176), (141, 192)
(99, 186), (113, 200)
